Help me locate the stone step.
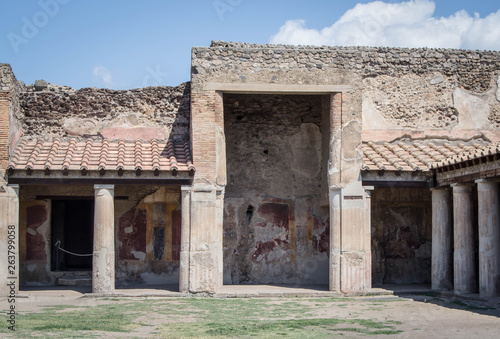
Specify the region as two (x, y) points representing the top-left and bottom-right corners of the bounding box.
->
(57, 277), (92, 286)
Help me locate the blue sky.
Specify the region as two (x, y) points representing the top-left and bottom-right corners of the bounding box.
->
(1, 0), (499, 89)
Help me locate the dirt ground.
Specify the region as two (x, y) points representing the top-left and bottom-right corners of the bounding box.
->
(2, 289), (500, 338)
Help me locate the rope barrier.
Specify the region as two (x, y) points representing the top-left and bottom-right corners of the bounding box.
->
(54, 240), (93, 257)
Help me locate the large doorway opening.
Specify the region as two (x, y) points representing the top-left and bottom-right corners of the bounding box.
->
(51, 200), (94, 271)
(223, 93), (330, 286)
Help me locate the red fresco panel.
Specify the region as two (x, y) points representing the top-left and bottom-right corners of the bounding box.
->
(172, 210), (182, 261)
(26, 205), (48, 260)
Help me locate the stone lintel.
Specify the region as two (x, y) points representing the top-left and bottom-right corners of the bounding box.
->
(437, 159), (500, 186)
(205, 83), (353, 94)
(362, 171), (432, 185)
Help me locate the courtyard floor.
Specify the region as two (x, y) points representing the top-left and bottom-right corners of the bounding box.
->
(1, 285), (499, 338)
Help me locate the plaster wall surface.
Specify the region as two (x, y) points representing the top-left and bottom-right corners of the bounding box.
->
(371, 187), (432, 285)
(223, 94), (329, 284)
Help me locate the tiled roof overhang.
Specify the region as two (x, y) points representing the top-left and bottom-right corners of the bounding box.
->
(7, 137), (195, 184)
(361, 139), (500, 187)
(361, 140), (493, 172)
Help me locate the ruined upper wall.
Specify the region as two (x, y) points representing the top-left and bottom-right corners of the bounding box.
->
(203, 41), (499, 92)
(0, 64), (23, 174)
(19, 82), (190, 141)
(0, 64), (21, 91)
(192, 42), (500, 139)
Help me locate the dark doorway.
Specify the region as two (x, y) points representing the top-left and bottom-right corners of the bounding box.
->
(51, 200), (94, 271)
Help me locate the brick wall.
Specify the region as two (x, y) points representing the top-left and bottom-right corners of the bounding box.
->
(190, 90), (218, 183)
(0, 91), (10, 170)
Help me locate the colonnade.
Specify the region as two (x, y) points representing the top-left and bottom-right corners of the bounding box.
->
(432, 180), (500, 297)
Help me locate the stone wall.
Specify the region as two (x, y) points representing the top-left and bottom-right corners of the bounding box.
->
(207, 41), (499, 93)
(371, 187), (432, 285)
(192, 42), (500, 145)
(0, 64), (21, 92)
(223, 94), (329, 284)
(19, 83), (190, 141)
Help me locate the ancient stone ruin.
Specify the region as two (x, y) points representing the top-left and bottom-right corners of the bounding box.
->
(1, 41), (499, 298)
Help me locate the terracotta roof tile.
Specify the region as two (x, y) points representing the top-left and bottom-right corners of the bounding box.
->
(8, 137), (195, 174)
(430, 142), (500, 168)
(362, 139), (496, 172)
(81, 139), (93, 170)
(134, 139), (143, 170)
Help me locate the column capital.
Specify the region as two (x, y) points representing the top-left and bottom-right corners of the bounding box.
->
(191, 184), (215, 193)
(451, 182), (474, 193)
(0, 184), (19, 194)
(476, 178), (500, 184)
(363, 186), (374, 198)
(94, 184), (115, 191)
(431, 186), (450, 191)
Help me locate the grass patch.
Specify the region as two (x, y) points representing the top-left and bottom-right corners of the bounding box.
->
(2, 303), (140, 338)
(450, 300), (494, 311)
(308, 297), (353, 303)
(162, 317), (403, 338)
(465, 305), (494, 311)
(1, 297), (404, 338)
(451, 300), (468, 307)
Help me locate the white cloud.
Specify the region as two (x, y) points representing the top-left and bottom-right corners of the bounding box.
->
(92, 65), (114, 87)
(270, 0), (500, 50)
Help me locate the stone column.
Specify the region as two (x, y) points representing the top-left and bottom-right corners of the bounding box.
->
(329, 188), (341, 292)
(188, 185), (220, 293)
(215, 188), (225, 289)
(431, 187), (453, 291)
(0, 184), (19, 297)
(476, 180), (500, 297)
(179, 186), (191, 293)
(340, 182), (370, 293)
(93, 184), (115, 294)
(363, 186), (374, 290)
(452, 183), (477, 294)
